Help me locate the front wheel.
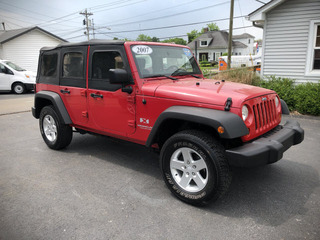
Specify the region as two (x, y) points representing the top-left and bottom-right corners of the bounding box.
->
(160, 130), (232, 205)
(39, 105), (73, 150)
(13, 83), (26, 94)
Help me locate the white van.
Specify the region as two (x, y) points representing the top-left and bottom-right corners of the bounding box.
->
(0, 60), (36, 94)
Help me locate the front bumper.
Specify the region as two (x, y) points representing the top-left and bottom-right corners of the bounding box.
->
(25, 83), (35, 91)
(226, 120), (304, 167)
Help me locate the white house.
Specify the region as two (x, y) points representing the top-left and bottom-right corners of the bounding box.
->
(247, 0), (320, 83)
(0, 26), (66, 72)
(232, 33), (255, 55)
(187, 31), (254, 62)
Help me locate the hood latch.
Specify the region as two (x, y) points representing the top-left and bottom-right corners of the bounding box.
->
(224, 97), (232, 111)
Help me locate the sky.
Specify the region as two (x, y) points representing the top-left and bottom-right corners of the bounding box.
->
(0, 0), (270, 42)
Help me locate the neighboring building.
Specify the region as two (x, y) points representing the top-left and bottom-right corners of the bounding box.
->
(233, 33), (255, 55)
(187, 31), (254, 63)
(248, 0), (320, 83)
(0, 26), (66, 72)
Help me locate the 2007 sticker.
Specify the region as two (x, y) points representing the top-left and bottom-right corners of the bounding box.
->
(132, 45), (153, 55)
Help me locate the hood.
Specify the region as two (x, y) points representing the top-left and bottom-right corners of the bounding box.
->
(141, 78), (275, 108)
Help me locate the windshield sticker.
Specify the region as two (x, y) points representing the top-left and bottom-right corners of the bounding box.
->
(183, 48), (192, 58)
(132, 45), (153, 55)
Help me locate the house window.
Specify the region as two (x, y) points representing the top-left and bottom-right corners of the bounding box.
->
(306, 20), (320, 75)
(215, 52), (221, 61)
(248, 39), (251, 44)
(200, 41), (208, 46)
(239, 52), (242, 56)
(313, 25), (320, 69)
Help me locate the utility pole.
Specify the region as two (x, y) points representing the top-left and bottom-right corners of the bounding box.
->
(80, 9), (93, 41)
(227, 0), (234, 70)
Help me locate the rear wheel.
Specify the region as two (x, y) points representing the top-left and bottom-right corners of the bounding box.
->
(13, 83), (26, 94)
(39, 105), (73, 150)
(160, 130), (232, 205)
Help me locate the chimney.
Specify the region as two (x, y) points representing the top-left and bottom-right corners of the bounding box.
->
(1, 22), (5, 31)
(203, 27), (209, 33)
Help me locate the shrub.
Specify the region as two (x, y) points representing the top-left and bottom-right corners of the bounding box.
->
(214, 68), (261, 85)
(259, 76), (295, 111)
(294, 82), (320, 116)
(199, 61), (211, 67)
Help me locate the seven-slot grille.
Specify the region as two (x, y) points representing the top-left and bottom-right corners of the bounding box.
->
(252, 98), (277, 131)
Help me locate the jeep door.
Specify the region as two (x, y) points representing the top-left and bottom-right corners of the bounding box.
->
(59, 47), (88, 125)
(87, 45), (135, 136)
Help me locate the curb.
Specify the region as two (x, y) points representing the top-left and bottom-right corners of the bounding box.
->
(0, 110), (31, 116)
(284, 114), (320, 121)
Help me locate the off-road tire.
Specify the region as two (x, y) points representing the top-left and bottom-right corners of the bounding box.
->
(160, 130), (232, 206)
(39, 105), (72, 150)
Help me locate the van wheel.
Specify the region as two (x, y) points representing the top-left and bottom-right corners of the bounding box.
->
(13, 83), (26, 94)
(160, 130), (232, 206)
(39, 105), (73, 150)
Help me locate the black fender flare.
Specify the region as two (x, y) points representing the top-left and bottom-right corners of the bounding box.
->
(280, 99), (290, 115)
(32, 91), (72, 125)
(146, 106), (249, 147)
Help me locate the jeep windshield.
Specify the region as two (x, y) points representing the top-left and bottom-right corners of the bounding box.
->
(131, 45), (201, 79)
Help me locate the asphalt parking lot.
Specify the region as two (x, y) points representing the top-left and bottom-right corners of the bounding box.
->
(0, 93), (320, 240)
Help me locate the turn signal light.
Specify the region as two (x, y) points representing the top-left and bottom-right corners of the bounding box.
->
(218, 126), (225, 134)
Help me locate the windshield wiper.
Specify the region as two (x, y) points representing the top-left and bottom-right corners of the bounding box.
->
(171, 72), (202, 79)
(145, 74), (178, 80)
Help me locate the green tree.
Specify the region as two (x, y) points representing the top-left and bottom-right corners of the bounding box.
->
(187, 23), (220, 43)
(151, 37), (160, 42)
(204, 23), (220, 32)
(162, 38), (187, 45)
(136, 34), (152, 41)
(187, 29), (201, 43)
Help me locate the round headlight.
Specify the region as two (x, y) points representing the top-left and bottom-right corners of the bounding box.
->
(275, 97), (279, 108)
(242, 105), (249, 121)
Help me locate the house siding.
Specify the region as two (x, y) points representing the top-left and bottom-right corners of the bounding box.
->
(263, 0), (320, 83)
(1, 29), (63, 72)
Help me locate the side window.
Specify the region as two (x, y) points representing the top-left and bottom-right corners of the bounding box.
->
(63, 52), (84, 78)
(89, 51), (124, 91)
(0, 64), (7, 74)
(41, 53), (58, 77)
(60, 51), (86, 88)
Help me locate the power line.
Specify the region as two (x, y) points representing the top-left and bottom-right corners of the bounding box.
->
(158, 25), (255, 40)
(95, 15), (246, 35)
(66, 25), (254, 41)
(97, 0), (198, 27)
(106, 1), (232, 28)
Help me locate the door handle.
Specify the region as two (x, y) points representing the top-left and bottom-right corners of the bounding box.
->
(90, 93), (103, 99)
(60, 89), (70, 94)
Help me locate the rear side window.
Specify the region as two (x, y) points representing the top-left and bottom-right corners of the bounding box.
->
(60, 51), (86, 88)
(63, 52), (84, 78)
(41, 53), (58, 77)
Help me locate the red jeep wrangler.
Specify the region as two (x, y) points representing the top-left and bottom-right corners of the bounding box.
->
(32, 40), (304, 205)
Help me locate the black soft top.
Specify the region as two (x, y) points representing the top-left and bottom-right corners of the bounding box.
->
(41, 39), (125, 52)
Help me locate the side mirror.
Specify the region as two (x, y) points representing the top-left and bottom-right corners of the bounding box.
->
(109, 69), (129, 84)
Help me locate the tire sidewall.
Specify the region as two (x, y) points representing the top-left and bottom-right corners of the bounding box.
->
(160, 134), (220, 204)
(13, 83), (25, 94)
(39, 106), (60, 148)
